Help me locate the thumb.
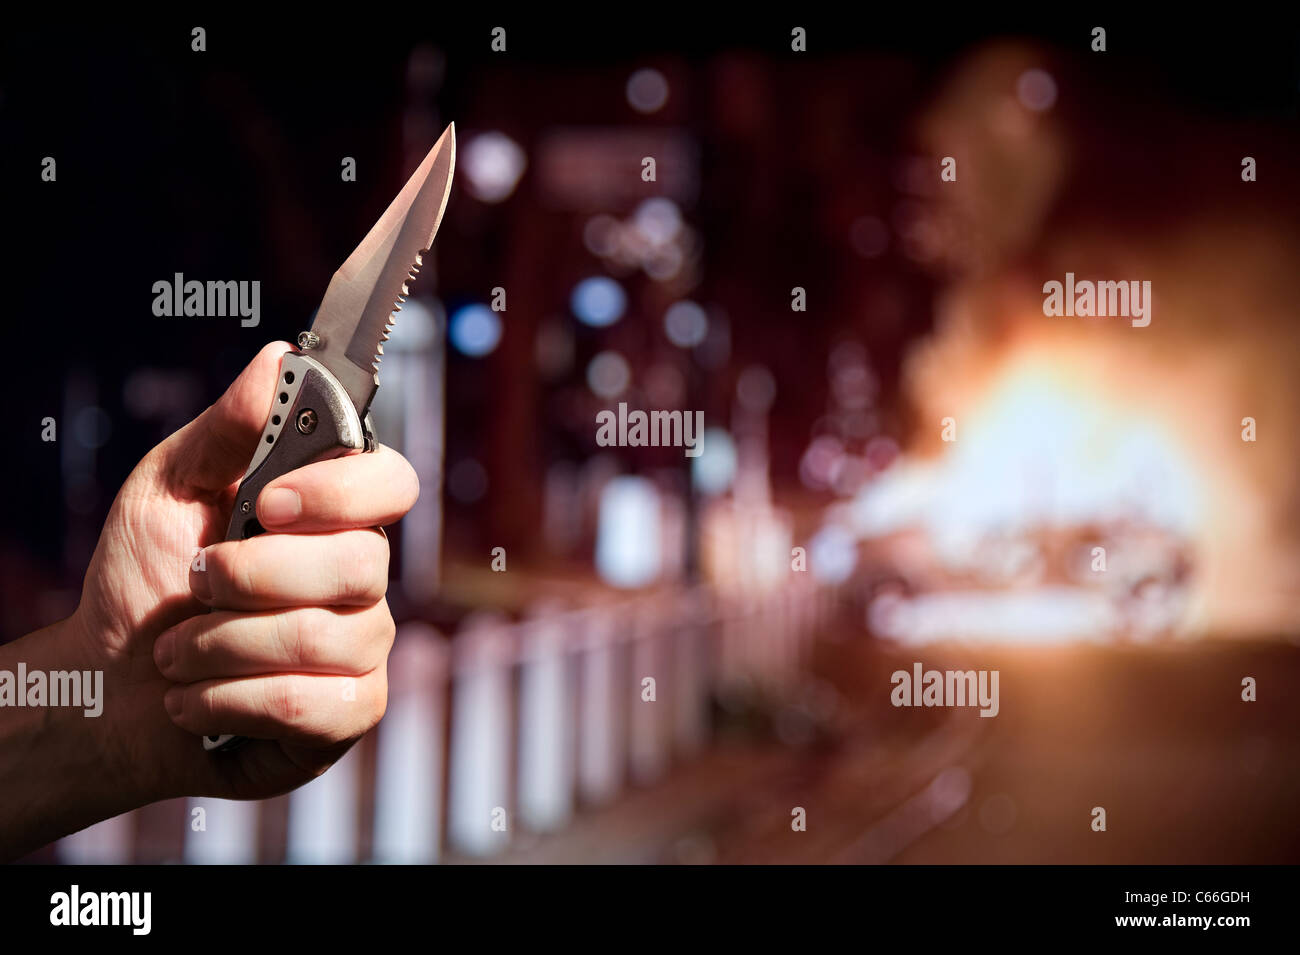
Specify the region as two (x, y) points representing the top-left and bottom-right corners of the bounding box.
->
(158, 341), (293, 494)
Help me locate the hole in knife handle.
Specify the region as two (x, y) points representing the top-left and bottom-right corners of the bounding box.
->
(284, 371), (295, 384)
(279, 392), (289, 404)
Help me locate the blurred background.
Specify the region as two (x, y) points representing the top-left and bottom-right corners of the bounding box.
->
(3, 15), (1300, 863)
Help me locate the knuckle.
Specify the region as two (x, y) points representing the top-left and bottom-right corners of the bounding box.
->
(269, 676), (307, 725)
(396, 455), (420, 508)
(359, 604), (396, 671)
(273, 610), (312, 667)
(187, 622), (215, 666)
(369, 535), (392, 589)
(311, 608), (347, 664)
(367, 677), (389, 725)
(377, 602), (397, 649)
(332, 543), (358, 600)
(203, 545), (234, 591)
(235, 547), (261, 597)
(191, 685), (218, 723)
(340, 535), (389, 602)
(215, 542), (259, 598)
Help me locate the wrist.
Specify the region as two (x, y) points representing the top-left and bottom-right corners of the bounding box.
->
(60, 606), (162, 806)
(0, 614), (145, 859)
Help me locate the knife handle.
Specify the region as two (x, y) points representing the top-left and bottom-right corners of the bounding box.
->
(203, 349), (374, 753)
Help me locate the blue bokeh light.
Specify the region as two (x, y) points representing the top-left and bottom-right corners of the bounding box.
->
(571, 277), (627, 328)
(448, 304), (503, 357)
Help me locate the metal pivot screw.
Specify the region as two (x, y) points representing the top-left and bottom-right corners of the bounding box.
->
(240, 501), (252, 514)
(298, 330), (321, 349)
(296, 409), (319, 434)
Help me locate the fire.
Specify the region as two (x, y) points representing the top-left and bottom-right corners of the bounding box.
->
(853, 330), (1289, 644)
(927, 356), (1202, 541)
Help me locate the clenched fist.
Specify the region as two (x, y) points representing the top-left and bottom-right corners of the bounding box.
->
(0, 342), (417, 859)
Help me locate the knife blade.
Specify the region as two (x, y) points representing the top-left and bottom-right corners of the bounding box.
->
(203, 124), (456, 753)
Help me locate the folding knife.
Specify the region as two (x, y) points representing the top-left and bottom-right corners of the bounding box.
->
(203, 124), (456, 752)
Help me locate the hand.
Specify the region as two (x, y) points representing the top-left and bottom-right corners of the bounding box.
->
(1, 341), (417, 856)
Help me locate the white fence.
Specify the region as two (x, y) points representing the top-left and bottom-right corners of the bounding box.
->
(56, 579), (837, 864)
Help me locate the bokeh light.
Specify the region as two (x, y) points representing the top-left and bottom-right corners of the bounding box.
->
(448, 304), (502, 357)
(571, 277), (627, 328)
(462, 131), (527, 202)
(626, 68), (669, 113)
(692, 427), (736, 496)
(586, 351), (631, 398)
(1016, 68), (1057, 112)
(663, 300), (708, 348)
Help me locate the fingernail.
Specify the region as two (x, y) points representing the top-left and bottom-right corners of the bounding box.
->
(164, 687), (184, 720)
(190, 563), (212, 604)
(154, 628), (176, 675)
(260, 487), (301, 525)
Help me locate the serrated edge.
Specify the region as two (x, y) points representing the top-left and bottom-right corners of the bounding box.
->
(370, 251), (424, 373)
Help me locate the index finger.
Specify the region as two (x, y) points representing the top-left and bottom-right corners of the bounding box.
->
(256, 444), (419, 532)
